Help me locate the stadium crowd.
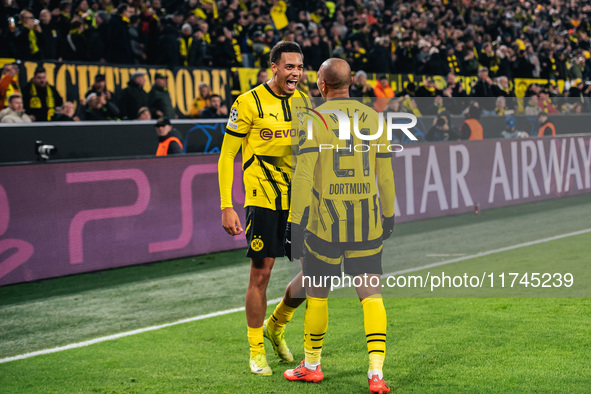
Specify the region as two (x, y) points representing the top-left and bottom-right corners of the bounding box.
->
(2, 0), (591, 123)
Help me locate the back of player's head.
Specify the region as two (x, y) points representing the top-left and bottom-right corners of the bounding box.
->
(269, 41), (303, 66)
(318, 58), (351, 90)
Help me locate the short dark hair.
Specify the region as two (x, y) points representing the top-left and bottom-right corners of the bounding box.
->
(209, 94), (221, 100)
(269, 41), (303, 65)
(7, 93), (22, 103)
(118, 3), (129, 14)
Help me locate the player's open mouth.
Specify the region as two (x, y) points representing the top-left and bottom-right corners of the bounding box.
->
(286, 79), (298, 90)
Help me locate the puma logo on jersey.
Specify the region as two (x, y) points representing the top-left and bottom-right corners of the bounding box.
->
(269, 113), (279, 121)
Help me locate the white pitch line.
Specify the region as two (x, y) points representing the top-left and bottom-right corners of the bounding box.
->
(0, 297), (281, 364)
(2, 227), (590, 364)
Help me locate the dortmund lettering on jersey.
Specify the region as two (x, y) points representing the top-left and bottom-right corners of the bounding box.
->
(220, 82), (309, 211)
(289, 98), (396, 243)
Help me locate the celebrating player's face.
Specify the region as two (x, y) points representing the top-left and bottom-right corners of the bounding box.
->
(272, 52), (304, 95)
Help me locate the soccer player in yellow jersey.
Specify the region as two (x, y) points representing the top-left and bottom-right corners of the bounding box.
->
(283, 58), (395, 393)
(218, 41), (309, 376)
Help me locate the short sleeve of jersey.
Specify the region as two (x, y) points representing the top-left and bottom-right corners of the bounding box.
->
(226, 94), (254, 137)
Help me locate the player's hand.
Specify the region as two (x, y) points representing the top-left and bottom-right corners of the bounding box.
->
(382, 216), (395, 240)
(284, 222), (303, 261)
(221, 207), (243, 236)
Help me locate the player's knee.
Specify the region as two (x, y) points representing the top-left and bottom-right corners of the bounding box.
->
(250, 267), (272, 288)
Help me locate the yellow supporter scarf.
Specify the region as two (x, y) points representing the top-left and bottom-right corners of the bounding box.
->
(179, 37), (193, 66)
(29, 28), (39, 55)
(232, 37), (242, 63)
(29, 83), (55, 120)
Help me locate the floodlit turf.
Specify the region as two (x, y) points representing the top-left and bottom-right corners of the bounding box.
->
(1, 194), (590, 392)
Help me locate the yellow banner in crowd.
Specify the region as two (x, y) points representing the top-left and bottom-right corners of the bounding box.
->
(2, 59), (230, 116)
(1, 59), (572, 113)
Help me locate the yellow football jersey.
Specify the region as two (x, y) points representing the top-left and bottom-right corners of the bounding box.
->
(290, 98), (395, 243)
(219, 82), (309, 211)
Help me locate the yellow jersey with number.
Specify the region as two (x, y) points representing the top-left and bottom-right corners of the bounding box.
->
(219, 82), (309, 211)
(289, 98), (395, 243)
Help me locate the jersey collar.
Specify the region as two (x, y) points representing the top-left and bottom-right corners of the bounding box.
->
(263, 82), (292, 100)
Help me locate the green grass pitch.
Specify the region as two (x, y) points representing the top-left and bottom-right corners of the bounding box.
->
(0, 194), (590, 392)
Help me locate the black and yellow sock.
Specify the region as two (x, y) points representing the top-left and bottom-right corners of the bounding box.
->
(304, 296), (328, 365)
(362, 295), (387, 372)
(268, 299), (296, 332)
(247, 326), (265, 358)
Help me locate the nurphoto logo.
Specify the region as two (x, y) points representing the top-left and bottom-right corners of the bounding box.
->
(302, 107), (417, 152)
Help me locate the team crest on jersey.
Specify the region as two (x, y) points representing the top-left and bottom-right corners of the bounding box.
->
(251, 236), (264, 251)
(230, 107), (239, 122)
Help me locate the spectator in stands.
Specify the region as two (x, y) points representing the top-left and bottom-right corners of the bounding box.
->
(494, 96), (514, 116)
(0, 63), (20, 111)
(471, 67), (499, 116)
(148, 73), (175, 119)
(107, 4), (134, 65)
(211, 27), (237, 69)
(460, 103), (483, 140)
(500, 116), (528, 139)
(84, 92), (120, 120)
(22, 66), (63, 121)
(118, 70), (148, 120)
(445, 73), (466, 99)
(200, 94), (228, 119)
(251, 30), (271, 69)
(373, 74), (394, 113)
(85, 74), (114, 104)
(60, 20), (88, 61)
(137, 106), (151, 120)
(39, 9), (59, 60)
(415, 77), (442, 98)
(55, 0), (72, 37)
(303, 33), (328, 71)
(537, 112), (556, 137)
(426, 111), (458, 142)
(178, 23), (193, 67)
(524, 96), (541, 116)
(350, 71), (375, 107)
(156, 17), (181, 68)
(568, 79), (591, 101)
(394, 37), (415, 74)
(251, 69), (268, 89)
(552, 52), (568, 80)
(155, 117), (184, 156)
(14, 10), (43, 61)
(0, 93), (32, 123)
(188, 28), (210, 67)
(189, 82), (211, 118)
(538, 90), (560, 114)
(368, 36), (393, 74)
(52, 101), (81, 121)
(129, 15), (147, 64)
(495, 76), (517, 111)
(568, 56), (586, 81)
(86, 10), (109, 62)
